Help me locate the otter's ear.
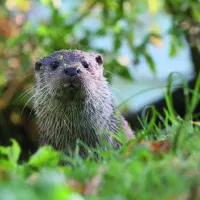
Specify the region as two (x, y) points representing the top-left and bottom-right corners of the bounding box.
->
(95, 54), (103, 65)
(35, 60), (42, 72)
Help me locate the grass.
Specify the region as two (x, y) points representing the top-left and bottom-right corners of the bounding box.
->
(1, 73), (200, 200)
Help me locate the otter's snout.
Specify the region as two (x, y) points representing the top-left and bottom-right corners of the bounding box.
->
(64, 67), (81, 77)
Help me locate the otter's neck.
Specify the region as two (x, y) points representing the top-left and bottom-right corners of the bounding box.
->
(34, 80), (116, 152)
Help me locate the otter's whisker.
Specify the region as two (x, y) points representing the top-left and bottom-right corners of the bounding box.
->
(17, 86), (34, 100)
(21, 95), (35, 116)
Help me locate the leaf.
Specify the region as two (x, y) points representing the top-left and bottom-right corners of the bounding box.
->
(119, 67), (133, 81)
(9, 139), (21, 163)
(144, 53), (156, 73)
(191, 3), (200, 21)
(0, 139), (21, 164)
(169, 36), (177, 57)
(148, 0), (159, 15)
(188, 73), (200, 113)
(40, 0), (51, 5)
(113, 36), (122, 50)
(28, 146), (61, 168)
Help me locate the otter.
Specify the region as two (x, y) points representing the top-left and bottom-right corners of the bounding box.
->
(34, 50), (133, 157)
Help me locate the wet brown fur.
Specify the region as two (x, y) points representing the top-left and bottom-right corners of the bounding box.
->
(34, 50), (133, 157)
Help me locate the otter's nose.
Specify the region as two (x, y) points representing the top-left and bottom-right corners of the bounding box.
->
(64, 67), (81, 76)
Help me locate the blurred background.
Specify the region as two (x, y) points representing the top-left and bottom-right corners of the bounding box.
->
(0, 0), (199, 159)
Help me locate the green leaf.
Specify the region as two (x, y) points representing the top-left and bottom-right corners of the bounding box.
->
(189, 73), (200, 113)
(191, 3), (200, 21)
(169, 36), (177, 57)
(144, 53), (156, 73)
(0, 139), (21, 164)
(9, 139), (21, 163)
(40, 0), (51, 5)
(28, 146), (61, 168)
(118, 67), (133, 81)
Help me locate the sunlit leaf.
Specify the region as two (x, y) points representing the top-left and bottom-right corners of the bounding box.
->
(40, 0), (51, 5)
(148, 0), (159, 15)
(28, 146), (61, 168)
(0, 139), (21, 164)
(10, 139), (21, 163)
(191, 3), (200, 21)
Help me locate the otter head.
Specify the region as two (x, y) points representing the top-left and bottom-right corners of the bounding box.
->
(34, 50), (104, 100)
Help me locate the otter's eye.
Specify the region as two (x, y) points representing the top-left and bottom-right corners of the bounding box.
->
(51, 61), (60, 70)
(82, 61), (89, 68)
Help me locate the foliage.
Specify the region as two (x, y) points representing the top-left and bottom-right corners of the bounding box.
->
(0, 116), (200, 199)
(0, 0), (199, 166)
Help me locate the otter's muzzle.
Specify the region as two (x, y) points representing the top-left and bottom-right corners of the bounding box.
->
(64, 67), (81, 77)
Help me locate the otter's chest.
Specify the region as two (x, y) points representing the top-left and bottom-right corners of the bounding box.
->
(37, 100), (114, 152)
(51, 106), (104, 138)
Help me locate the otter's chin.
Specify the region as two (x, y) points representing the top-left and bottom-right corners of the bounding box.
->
(62, 76), (83, 89)
(63, 83), (78, 89)
(63, 80), (82, 90)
